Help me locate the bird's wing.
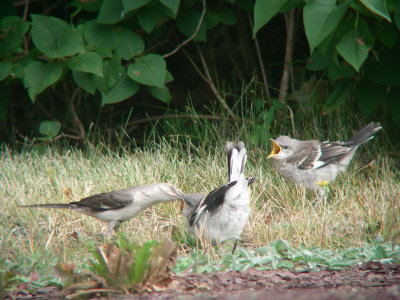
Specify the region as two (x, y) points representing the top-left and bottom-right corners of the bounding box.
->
(286, 140), (319, 166)
(73, 190), (133, 212)
(189, 181), (237, 226)
(297, 141), (349, 170)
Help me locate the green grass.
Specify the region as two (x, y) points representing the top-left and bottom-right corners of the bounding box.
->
(1, 130), (399, 290)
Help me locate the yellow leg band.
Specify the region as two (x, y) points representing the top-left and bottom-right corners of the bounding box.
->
(317, 180), (329, 186)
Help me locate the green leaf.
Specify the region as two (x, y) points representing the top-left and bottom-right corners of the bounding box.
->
(373, 245), (388, 259)
(83, 21), (122, 53)
(217, 7), (236, 25)
(303, 0), (348, 53)
(147, 85), (172, 103)
(275, 239), (291, 256)
(69, 0), (103, 12)
(101, 74), (139, 106)
(95, 56), (122, 93)
(98, 0), (124, 24)
(67, 52), (103, 76)
(253, 0), (283, 37)
(127, 54), (166, 88)
(176, 8), (207, 42)
(323, 80), (352, 113)
(306, 50), (329, 71)
(360, 0), (391, 22)
(116, 29), (145, 60)
(39, 120), (61, 138)
(0, 16), (30, 56)
(0, 62), (11, 81)
(336, 30), (371, 71)
(31, 14), (84, 58)
(355, 79), (386, 117)
(23, 62), (62, 102)
(137, 5), (160, 33)
(159, 0), (180, 17)
(72, 71), (97, 95)
(123, 0), (150, 12)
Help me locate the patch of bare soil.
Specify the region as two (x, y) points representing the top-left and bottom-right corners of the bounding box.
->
(11, 262), (400, 299)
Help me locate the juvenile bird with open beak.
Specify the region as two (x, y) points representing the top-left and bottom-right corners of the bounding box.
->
(267, 122), (382, 196)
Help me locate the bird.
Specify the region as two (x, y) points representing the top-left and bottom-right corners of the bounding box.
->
(22, 183), (184, 236)
(267, 122), (382, 196)
(181, 142), (255, 253)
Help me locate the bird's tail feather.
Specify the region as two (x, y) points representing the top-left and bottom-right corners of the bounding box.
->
(348, 122), (382, 147)
(226, 141), (247, 182)
(22, 203), (72, 209)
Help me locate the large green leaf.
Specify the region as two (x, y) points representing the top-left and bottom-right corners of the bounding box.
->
(137, 5), (161, 33)
(39, 120), (61, 138)
(147, 85), (172, 103)
(0, 16), (30, 56)
(98, 0), (124, 24)
(67, 52), (103, 77)
(101, 74), (139, 106)
(123, 0), (150, 12)
(127, 54), (166, 88)
(253, 0), (283, 37)
(116, 29), (145, 60)
(95, 56), (122, 93)
(23, 62), (62, 102)
(355, 79), (385, 117)
(83, 21), (122, 54)
(159, 0), (180, 17)
(360, 0), (391, 22)
(0, 62), (11, 80)
(336, 31), (371, 71)
(395, 1), (400, 30)
(303, 0), (348, 53)
(72, 71), (97, 95)
(31, 14), (84, 58)
(176, 8), (207, 42)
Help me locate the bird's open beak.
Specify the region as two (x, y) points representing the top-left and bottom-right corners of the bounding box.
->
(267, 139), (281, 159)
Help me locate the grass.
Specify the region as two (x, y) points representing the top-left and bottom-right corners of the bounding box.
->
(0, 121), (399, 291)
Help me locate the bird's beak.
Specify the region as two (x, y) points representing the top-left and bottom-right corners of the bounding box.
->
(267, 139), (281, 159)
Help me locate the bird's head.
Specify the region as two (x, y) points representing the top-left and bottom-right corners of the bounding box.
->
(267, 136), (294, 160)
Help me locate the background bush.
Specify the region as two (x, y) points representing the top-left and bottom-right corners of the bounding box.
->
(0, 0), (399, 150)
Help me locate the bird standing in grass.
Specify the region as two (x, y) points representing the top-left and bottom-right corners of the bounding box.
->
(267, 122), (382, 196)
(181, 142), (254, 252)
(23, 183), (184, 236)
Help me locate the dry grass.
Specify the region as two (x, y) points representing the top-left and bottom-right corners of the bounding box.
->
(0, 140), (399, 270)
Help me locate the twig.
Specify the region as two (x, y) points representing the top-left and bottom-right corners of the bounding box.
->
(249, 14), (271, 103)
(278, 9), (296, 106)
(43, 0), (65, 15)
(182, 48), (208, 82)
(70, 88), (85, 139)
(195, 43), (238, 120)
(23, 0), (29, 21)
(163, 0), (206, 58)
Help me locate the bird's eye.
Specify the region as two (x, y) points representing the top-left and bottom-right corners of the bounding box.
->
(282, 145), (289, 150)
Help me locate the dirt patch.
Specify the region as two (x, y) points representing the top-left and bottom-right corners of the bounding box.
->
(9, 262), (400, 299)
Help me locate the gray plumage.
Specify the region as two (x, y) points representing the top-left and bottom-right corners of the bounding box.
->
(268, 122), (382, 195)
(181, 142), (254, 243)
(23, 183), (184, 235)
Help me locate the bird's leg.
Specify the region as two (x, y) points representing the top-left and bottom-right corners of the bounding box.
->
(106, 220), (122, 237)
(231, 240), (238, 255)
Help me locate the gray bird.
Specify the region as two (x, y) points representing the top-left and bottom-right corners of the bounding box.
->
(181, 142), (255, 252)
(267, 122), (382, 196)
(23, 183), (184, 236)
